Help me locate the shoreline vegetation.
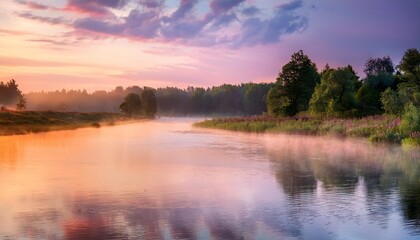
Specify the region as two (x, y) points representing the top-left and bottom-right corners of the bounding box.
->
(194, 115), (420, 147)
(0, 111), (147, 136)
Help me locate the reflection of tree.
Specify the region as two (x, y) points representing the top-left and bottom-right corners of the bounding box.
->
(397, 155), (420, 234)
(271, 157), (316, 197)
(312, 159), (358, 192)
(266, 135), (420, 234)
(64, 217), (129, 240)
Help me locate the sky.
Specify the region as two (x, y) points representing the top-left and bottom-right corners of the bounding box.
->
(0, 0), (419, 93)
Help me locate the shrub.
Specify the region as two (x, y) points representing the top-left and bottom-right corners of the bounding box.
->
(399, 103), (420, 135)
(381, 88), (404, 115)
(402, 137), (420, 147)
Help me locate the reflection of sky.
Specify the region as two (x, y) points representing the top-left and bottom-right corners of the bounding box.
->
(0, 118), (419, 239)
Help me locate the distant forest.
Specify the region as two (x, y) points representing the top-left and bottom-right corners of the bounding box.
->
(2, 48), (419, 118)
(24, 83), (272, 116)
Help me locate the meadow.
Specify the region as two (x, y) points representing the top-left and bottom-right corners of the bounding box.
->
(194, 115), (419, 146)
(0, 111), (137, 135)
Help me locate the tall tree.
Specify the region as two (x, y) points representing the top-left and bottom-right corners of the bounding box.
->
(309, 67), (358, 115)
(16, 95), (27, 111)
(120, 93), (142, 117)
(0, 79), (23, 106)
(267, 50), (320, 116)
(141, 87), (157, 117)
(397, 48), (420, 85)
(364, 56), (394, 76)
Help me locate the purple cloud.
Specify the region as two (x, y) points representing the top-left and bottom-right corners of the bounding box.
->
(210, 0), (245, 14)
(279, 0), (304, 11)
(241, 6), (260, 16)
(139, 0), (164, 9)
(232, 3), (308, 47)
(17, 0), (309, 48)
(169, 0), (198, 21)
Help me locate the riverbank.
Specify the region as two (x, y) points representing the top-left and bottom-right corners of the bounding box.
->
(0, 111), (144, 136)
(194, 115), (420, 146)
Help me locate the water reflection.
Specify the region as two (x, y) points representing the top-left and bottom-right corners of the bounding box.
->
(267, 134), (420, 235)
(0, 119), (419, 239)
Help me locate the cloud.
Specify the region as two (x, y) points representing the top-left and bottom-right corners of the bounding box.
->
(241, 6), (260, 16)
(74, 9), (161, 39)
(169, 0), (198, 21)
(279, 0), (304, 11)
(16, 12), (69, 25)
(139, 0), (164, 9)
(17, 0), (309, 48)
(15, 0), (51, 10)
(64, 0), (129, 16)
(210, 0), (245, 14)
(232, 3), (308, 47)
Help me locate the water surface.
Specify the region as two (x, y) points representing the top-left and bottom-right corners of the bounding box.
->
(0, 118), (419, 239)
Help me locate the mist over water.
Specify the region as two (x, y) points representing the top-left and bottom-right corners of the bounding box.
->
(0, 118), (419, 239)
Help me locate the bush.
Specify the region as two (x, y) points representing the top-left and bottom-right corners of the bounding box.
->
(402, 137), (420, 147)
(400, 103), (420, 135)
(381, 88), (404, 115)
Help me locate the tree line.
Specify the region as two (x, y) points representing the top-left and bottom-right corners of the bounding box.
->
(23, 83), (272, 116)
(267, 48), (420, 118)
(3, 48), (418, 119)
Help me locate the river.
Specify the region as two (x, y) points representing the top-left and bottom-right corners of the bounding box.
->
(0, 118), (419, 239)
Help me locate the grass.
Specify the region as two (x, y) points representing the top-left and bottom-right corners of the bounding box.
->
(0, 110), (143, 136)
(194, 115), (415, 144)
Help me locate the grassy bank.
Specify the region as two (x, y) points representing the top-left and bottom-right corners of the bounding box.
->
(194, 115), (419, 145)
(0, 111), (141, 136)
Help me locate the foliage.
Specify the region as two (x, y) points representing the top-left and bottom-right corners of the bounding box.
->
(195, 115), (403, 144)
(268, 50), (320, 116)
(364, 56), (394, 76)
(0, 111), (131, 136)
(381, 88), (405, 115)
(120, 93), (142, 117)
(0, 79), (23, 106)
(399, 103), (420, 135)
(309, 67), (358, 116)
(267, 84), (290, 116)
(242, 83), (272, 115)
(16, 95), (27, 111)
(141, 87), (157, 117)
(397, 48), (420, 85)
(26, 83), (272, 116)
(356, 85), (381, 110)
(401, 137), (420, 147)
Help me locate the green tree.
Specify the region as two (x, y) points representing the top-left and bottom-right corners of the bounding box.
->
(120, 93), (142, 117)
(400, 103), (420, 135)
(356, 57), (395, 113)
(309, 67), (358, 116)
(267, 50), (320, 116)
(243, 83), (272, 115)
(141, 87), (157, 117)
(16, 95), (27, 111)
(380, 88), (405, 115)
(397, 48), (420, 84)
(364, 56), (394, 76)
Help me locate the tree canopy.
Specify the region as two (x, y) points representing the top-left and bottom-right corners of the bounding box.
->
(141, 87), (157, 117)
(120, 93), (142, 117)
(364, 56), (394, 76)
(267, 50), (320, 116)
(309, 67), (358, 116)
(0, 79), (23, 106)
